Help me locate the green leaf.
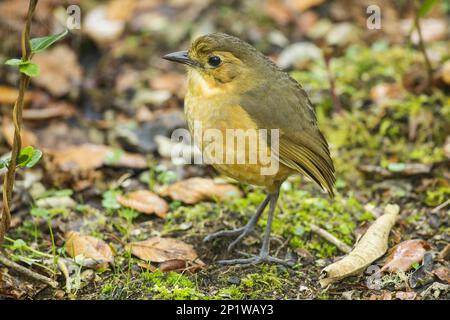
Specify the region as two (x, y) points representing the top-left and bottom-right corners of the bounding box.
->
(30, 29), (68, 53)
(19, 62), (40, 77)
(26, 148), (43, 168)
(18, 146), (34, 167)
(18, 146), (43, 168)
(418, 0), (438, 17)
(4, 58), (23, 66)
(388, 163), (406, 172)
(102, 190), (121, 210)
(0, 159), (9, 169)
(31, 207), (50, 219)
(11, 239), (27, 251)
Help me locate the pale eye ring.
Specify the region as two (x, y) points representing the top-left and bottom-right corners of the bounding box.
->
(208, 56), (221, 67)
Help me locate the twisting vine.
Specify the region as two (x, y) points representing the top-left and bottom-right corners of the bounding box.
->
(0, 0), (66, 288)
(0, 0), (38, 245)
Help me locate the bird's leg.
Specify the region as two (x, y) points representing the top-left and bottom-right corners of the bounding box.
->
(203, 194), (270, 251)
(217, 192), (294, 266)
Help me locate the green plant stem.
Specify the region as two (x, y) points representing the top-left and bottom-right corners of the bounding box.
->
(47, 220), (58, 276)
(0, 0), (58, 289)
(0, 0), (38, 244)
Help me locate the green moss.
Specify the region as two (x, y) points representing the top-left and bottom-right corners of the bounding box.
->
(140, 270), (206, 299)
(425, 185), (450, 207)
(213, 265), (290, 299)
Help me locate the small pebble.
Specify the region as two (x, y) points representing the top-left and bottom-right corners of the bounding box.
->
(228, 277), (241, 285)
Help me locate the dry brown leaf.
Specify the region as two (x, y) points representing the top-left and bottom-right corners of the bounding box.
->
(32, 45), (82, 97)
(126, 237), (204, 272)
(264, 0), (323, 25)
(433, 266), (450, 284)
(369, 291), (392, 300)
(2, 117), (37, 147)
(395, 291), (417, 300)
(439, 243), (450, 260)
(66, 231), (114, 268)
(319, 204), (399, 287)
(159, 177), (242, 204)
(22, 102), (76, 120)
(48, 144), (106, 172)
(0, 86), (34, 105)
(47, 143), (146, 171)
(117, 190), (169, 218)
(106, 0), (137, 21)
(127, 237), (198, 262)
(44, 144), (146, 190)
(370, 83), (403, 104)
(290, 0), (325, 12)
(380, 239), (431, 273)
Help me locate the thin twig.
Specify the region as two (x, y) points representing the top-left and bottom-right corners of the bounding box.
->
(310, 224), (352, 254)
(438, 244), (450, 260)
(430, 199), (450, 214)
(0, 252), (58, 288)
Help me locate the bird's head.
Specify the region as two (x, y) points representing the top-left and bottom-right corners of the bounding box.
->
(163, 33), (271, 93)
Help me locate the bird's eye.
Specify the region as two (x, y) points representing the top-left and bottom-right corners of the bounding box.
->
(208, 56), (221, 67)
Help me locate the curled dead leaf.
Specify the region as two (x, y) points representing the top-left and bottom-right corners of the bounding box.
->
(117, 190), (169, 218)
(159, 177), (242, 204)
(66, 231), (114, 268)
(44, 144), (146, 190)
(381, 239), (431, 273)
(22, 102), (76, 120)
(126, 237), (204, 272)
(46, 143), (146, 172)
(319, 204), (399, 287)
(433, 266), (450, 284)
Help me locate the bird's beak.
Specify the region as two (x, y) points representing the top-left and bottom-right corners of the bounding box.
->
(162, 50), (198, 67)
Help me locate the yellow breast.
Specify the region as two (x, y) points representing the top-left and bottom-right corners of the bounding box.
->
(184, 69), (292, 190)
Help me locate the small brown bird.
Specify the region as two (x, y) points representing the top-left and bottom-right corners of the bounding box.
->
(163, 33), (335, 265)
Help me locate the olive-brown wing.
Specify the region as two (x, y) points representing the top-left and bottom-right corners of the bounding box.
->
(240, 75), (335, 197)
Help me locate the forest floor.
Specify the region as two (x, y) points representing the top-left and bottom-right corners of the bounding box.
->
(0, 0), (449, 300)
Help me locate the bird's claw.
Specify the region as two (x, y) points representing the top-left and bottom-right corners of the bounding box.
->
(203, 226), (256, 251)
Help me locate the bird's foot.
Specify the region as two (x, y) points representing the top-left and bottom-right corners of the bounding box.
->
(203, 224), (256, 251)
(217, 252), (294, 267)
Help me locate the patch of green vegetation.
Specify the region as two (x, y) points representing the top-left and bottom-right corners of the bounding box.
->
(291, 43), (449, 188)
(138, 270), (206, 299)
(424, 185), (450, 207)
(102, 189), (122, 212)
(214, 265), (291, 299)
(266, 189), (369, 258)
(163, 202), (216, 235)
